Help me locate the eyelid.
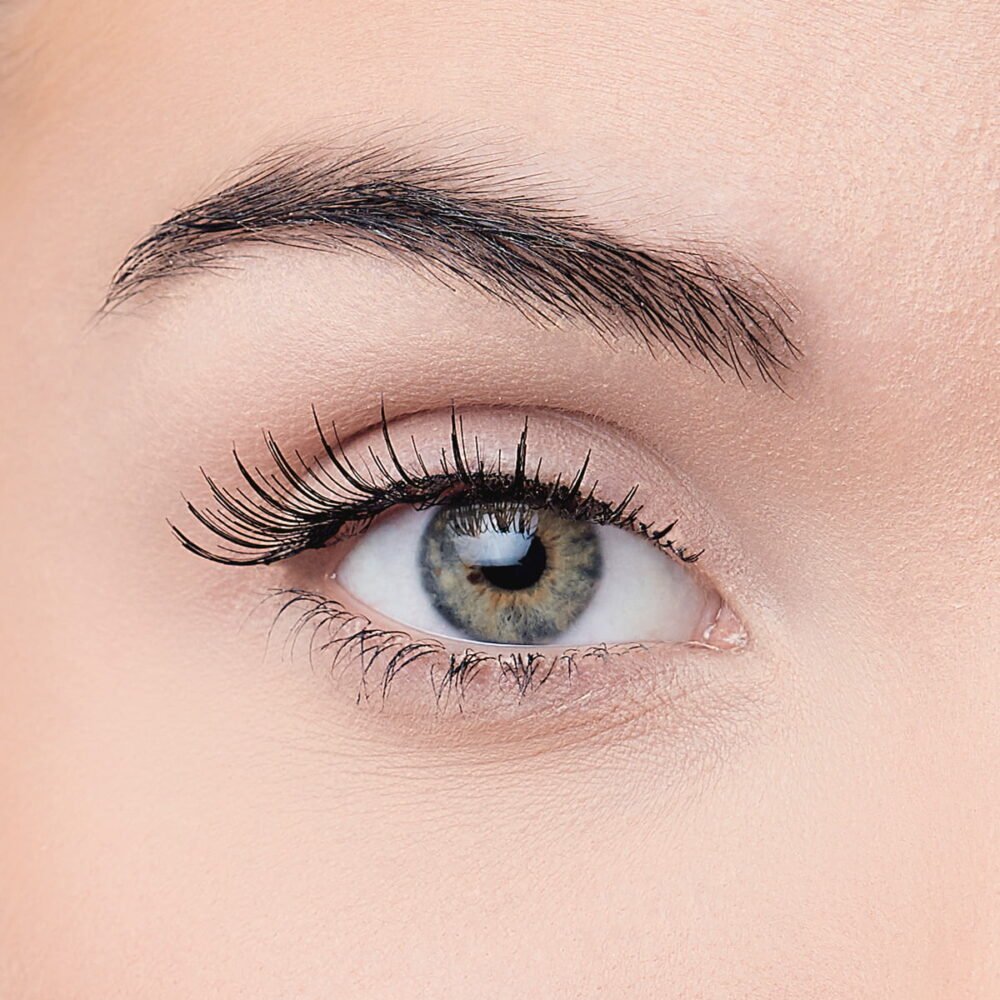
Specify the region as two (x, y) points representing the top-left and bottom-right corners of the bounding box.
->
(178, 403), (751, 717)
(272, 587), (646, 703)
(264, 585), (744, 732)
(173, 404), (700, 568)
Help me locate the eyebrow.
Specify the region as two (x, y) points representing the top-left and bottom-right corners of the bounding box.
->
(104, 141), (798, 384)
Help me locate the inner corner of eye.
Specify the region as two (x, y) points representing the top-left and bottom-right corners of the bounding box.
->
(327, 499), (733, 651)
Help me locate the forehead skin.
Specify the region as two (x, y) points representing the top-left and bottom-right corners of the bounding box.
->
(0, 2), (998, 998)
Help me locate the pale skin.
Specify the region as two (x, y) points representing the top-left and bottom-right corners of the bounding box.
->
(0, 2), (998, 997)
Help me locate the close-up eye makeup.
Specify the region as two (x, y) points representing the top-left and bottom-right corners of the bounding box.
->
(3, 2), (996, 997)
(174, 405), (744, 711)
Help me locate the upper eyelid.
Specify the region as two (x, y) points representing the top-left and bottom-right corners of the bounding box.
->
(101, 136), (799, 386)
(173, 406), (698, 567)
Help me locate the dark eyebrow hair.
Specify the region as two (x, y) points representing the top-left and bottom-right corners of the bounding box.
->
(104, 141), (799, 384)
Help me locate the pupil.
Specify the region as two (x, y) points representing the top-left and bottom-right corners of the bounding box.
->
(479, 535), (547, 591)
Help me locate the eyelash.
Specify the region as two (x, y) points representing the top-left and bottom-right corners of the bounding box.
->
(176, 405), (702, 703)
(270, 588), (645, 705)
(173, 404), (700, 567)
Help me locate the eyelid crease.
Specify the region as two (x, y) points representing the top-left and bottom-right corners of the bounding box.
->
(173, 404), (700, 568)
(104, 136), (799, 385)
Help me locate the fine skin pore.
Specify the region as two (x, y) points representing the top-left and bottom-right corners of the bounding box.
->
(0, 2), (997, 998)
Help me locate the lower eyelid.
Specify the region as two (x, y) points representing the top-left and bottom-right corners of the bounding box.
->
(265, 582), (740, 709)
(253, 586), (769, 765)
(272, 585), (637, 700)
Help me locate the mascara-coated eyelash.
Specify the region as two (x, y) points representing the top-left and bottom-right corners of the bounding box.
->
(270, 588), (644, 704)
(173, 405), (700, 567)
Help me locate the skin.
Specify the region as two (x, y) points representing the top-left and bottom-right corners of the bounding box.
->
(0, 1), (997, 997)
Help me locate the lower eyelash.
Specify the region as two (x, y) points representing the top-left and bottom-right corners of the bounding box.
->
(270, 588), (644, 704)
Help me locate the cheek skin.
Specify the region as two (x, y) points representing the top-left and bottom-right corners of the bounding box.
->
(0, 1), (997, 998)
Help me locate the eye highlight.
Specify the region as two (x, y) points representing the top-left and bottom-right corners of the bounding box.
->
(174, 405), (744, 704)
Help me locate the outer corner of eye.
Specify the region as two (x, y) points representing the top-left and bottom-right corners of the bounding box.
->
(333, 503), (744, 652)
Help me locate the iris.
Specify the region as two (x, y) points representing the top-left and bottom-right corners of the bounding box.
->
(419, 504), (602, 644)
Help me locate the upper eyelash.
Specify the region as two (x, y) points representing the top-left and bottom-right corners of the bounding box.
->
(173, 404), (699, 566)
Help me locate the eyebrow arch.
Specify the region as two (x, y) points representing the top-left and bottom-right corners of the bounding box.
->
(104, 140), (799, 384)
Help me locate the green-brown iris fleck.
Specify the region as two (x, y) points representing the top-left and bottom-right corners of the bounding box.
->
(418, 504), (602, 644)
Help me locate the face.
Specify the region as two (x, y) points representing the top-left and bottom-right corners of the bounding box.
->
(1, 2), (997, 996)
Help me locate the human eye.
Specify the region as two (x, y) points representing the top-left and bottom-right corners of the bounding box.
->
(175, 405), (745, 712)
(338, 501), (699, 647)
